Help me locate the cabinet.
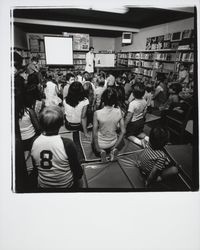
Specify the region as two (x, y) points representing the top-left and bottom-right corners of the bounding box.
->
(117, 49), (194, 80)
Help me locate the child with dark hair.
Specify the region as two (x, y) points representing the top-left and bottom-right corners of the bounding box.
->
(19, 87), (41, 152)
(93, 87), (125, 162)
(138, 126), (178, 187)
(31, 106), (83, 189)
(62, 73), (75, 99)
(83, 81), (95, 125)
(143, 84), (153, 112)
(115, 75), (126, 111)
(63, 81), (89, 136)
(124, 81), (148, 146)
(152, 74), (168, 109)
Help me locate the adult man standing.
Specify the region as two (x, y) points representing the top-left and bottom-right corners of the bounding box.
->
(85, 47), (95, 73)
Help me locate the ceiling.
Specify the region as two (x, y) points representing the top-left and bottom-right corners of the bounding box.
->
(13, 7), (195, 37)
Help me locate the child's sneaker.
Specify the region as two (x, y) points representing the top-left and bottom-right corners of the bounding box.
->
(110, 148), (118, 161)
(100, 150), (107, 163)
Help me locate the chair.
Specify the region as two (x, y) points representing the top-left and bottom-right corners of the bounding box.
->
(165, 100), (193, 144)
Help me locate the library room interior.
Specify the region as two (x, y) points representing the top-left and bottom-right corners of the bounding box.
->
(13, 6), (198, 192)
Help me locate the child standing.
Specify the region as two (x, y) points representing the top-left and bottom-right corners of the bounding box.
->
(31, 106), (83, 189)
(138, 126), (178, 187)
(124, 81), (148, 146)
(92, 87), (125, 162)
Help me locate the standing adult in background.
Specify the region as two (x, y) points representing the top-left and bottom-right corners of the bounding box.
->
(27, 56), (39, 75)
(85, 47), (95, 73)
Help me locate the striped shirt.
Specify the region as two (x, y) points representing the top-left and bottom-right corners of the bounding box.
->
(139, 144), (170, 175)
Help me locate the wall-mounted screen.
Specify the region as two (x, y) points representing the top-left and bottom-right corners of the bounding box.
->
(44, 36), (73, 65)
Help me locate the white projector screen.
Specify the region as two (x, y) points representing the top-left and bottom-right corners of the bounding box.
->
(44, 36), (73, 65)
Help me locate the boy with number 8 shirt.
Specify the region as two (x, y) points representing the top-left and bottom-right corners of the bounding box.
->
(31, 106), (83, 189)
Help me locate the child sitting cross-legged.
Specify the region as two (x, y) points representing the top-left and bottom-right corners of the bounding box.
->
(92, 87), (126, 162)
(138, 126), (179, 187)
(31, 106), (83, 190)
(124, 81), (149, 147)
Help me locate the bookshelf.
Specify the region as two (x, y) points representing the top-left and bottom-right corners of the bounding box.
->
(117, 48), (194, 80)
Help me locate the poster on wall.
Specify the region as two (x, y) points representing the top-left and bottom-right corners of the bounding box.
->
(69, 33), (90, 51)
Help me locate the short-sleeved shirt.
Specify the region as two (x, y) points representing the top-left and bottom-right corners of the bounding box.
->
(96, 107), (122, 149)
(31, 134), (74, 188)
(128, 98), (147, 122)
(19, 109), (36, 140)
(63, 98), (89, 123)
(44, 81), (61, 106)
(139, 144), (171, 175)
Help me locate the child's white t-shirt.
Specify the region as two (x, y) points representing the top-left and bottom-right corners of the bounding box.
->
(44, 81), (61, 106)
(128, 98), (147, 122)
(19, 109), (36, 140)
(96, 106), (122, 149)
(63, 98), (89, 123)
(31, 134), (73, 188)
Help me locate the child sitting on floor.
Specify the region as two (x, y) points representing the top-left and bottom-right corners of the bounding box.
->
(92, 87), (125, 162)
(93, 76), (107, 110)
(138, 126), (178, 187)
(124, 81), (149, 147)
(43, 73), (62, 107)
(63, 81), (89, 136)
(31, 106), (83, 189)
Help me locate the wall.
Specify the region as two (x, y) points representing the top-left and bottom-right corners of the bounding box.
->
(14, 25), (28, 49)
(115, 17), (194, 52)
(91, 36), (115, 52)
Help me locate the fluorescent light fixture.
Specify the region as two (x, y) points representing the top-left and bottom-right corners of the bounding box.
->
(88, 7), (128, 14)
(14, 18), (140, 33)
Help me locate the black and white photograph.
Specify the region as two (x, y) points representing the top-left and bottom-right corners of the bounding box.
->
(0, 1), (200, 250)
(12, 5), (198, 193)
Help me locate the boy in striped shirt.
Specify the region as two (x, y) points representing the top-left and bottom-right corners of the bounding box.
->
(138, 126), (178, 187)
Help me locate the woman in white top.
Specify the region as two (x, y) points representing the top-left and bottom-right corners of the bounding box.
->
(93, 87), (125, 162)
(63, 81), (89, 136)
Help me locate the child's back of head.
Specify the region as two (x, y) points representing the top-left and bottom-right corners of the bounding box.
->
(132, 81), (145, 99)
(102, 87), (117, 107)
(149, 126), (169, 150)
(97, 77), (105, 87)
(40, 106), (64, 135)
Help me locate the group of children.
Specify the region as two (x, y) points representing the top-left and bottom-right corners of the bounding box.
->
(14, 52), (189, 190)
